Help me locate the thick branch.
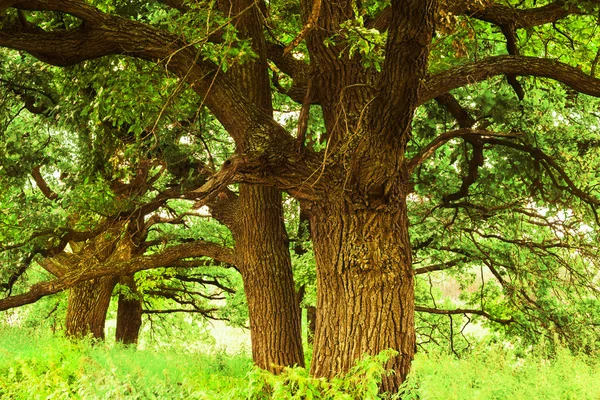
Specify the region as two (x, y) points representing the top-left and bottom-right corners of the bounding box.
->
(31, 166), (58, 200)
(454, 1), (582, 29)
(0, 0), (299, 154)
(374, 0), (435, 134)
(369, 1), (582, 32)
(422, 56), (600, 105)
(0, 240), (235, 311)
(0, 1), (328, 198)
(435, 93), (475, 128)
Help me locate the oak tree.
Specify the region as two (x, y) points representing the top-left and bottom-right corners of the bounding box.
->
(2, 0), (600, 392)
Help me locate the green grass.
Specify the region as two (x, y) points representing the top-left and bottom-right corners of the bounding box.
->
(0, 327), (252, 399)
(402, 344), (600, 400)
(0, 327), (599, 399)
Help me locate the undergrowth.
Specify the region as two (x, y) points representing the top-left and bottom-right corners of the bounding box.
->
(0, 327), (599, 399)
(0, 326), (251, 399)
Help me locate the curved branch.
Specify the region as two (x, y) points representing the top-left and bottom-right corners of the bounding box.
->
(369, 1), (583, 32)
(0, 0), (107, 24)
(454, 1), (582, 29)
(0, 0), (297, 150)
(407, 128), (522, 174)
(421, 56), (600, 105)
(414, 257), (468, 275)
(0, 240), (235, 311)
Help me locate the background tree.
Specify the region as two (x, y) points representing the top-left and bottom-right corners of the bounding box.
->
(0, 47), (302, 367)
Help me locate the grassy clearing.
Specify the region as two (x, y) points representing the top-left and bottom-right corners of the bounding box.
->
(403, 344), (600, 400)
(0, 327), (251, 399)
(1, 327), (599, 399)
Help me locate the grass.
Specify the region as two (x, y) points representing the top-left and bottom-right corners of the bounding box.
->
(0, 326), (251, 399)
(0, 327), (599, 399)
(402, 344), (600, 400)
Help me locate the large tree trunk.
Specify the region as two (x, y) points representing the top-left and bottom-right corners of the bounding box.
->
(236, 185), (305, 371)
(309, 197), (414, 393)
(115, 274), (143, 345)
(65, 276), (118, 339)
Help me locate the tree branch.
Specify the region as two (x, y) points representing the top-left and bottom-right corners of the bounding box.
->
(31, 166), (58, 200)
(415, 305), (514, 325)
(454, 1), (583, 29)
(407, 128), (522, 174)
(0, 240), (235, 311)
(414, 257), (468, 275)
(369, 1), (583, 33)
(422, 56), (600, 105)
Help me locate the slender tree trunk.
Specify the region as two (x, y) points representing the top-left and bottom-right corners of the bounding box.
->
(236, 184), (305, 371)
(294, 208), (316, 345)
(115, 274), (142, 345)
(207, 0), (305, 371)
(65, 276), (118, 339)
(309, 197), (414, 393)
(306, 305), (316, 345)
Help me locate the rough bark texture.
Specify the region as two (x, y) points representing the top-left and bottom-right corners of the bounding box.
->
(306, 305), (316, 344)
(215, 0), (305, 371)
(235, 185), (305, 370)
(115, 274), (143, 345)
(65, 276), (118, 339)
(309, 198), (414, 391)
(298, 0), (435, 392)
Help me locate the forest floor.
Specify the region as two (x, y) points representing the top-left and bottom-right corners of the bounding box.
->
(1, 326), (600, 399)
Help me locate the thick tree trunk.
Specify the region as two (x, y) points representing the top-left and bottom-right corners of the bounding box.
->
(309, 198), (414, 393)
(65, 276), (118, 339)
(236, 184), (305, 371)
(115, 274), (143, 345)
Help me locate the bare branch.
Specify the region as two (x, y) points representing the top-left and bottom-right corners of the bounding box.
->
(283, 0), (321, 55)
(414, 257), (468, 274)
(407, 128), (522, 174)
(415, 305), (514, 325)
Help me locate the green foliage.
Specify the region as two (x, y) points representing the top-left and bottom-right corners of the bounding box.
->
(1, 328), (600, 399)
(0, 327), (251, 399)
(401, 342), (600, 400)
(246, 349), (399, 400)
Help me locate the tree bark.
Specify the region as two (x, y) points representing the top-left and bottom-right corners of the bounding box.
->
(115, 274), (143, 345)
(308, 196), (414, 392)
(212, 0), (305, 371)
(65, 276), (118, 339)
(236, 185), (305, 371)
(306, 305), (316, 344)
